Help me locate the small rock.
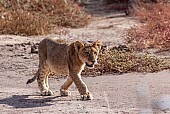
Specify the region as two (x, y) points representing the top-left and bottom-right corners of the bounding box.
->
(23, 56), (29, 59)
(31, 44), (38, 54)
(6, 44), (13, 47)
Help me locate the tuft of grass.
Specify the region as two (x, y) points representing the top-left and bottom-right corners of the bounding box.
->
(125, 3), (170, 51)
(83, 49), (170, 76)
(0, 0), (90, 36)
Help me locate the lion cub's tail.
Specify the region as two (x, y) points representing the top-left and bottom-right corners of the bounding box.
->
(26, 69), (39, 84)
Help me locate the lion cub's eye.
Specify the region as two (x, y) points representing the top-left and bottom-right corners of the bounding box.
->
(94, 52), (97, 55)
(85, 52), (89, 55)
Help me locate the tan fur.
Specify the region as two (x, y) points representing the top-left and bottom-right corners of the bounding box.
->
(27, 38), (102, 100)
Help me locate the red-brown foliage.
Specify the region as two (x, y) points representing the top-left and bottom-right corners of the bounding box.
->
(126, 3), (170, 51)
(0, 0), (90, 36)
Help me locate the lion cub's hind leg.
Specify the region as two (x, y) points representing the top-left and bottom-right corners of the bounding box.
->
(60, 76), (73, 96)
(37, 69), (54, 96)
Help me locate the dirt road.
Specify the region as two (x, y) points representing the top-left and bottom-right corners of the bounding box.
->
(0, 60), (170, 114)
(0, 25), (170, 114)
(0, 1), (170, 114)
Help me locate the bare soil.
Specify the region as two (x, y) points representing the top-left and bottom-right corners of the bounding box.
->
(0, 1), (170, 114)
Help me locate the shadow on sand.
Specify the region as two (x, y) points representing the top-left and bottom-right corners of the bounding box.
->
(0, 95), (63, 108)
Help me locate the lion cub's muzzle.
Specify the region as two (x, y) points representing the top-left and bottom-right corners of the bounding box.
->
(86, 60), (97, 69)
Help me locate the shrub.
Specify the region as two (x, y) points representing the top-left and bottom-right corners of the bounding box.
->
(126, 3), (170, 51)
(0, 9), (50, 36)
(0, 0), (90, 36)
(82, 48), (170, 76)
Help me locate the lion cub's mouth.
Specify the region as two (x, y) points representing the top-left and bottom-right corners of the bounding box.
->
(85, 62), (94, 68)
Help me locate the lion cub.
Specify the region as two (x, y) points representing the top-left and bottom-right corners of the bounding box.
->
(27, 38), (102, 100)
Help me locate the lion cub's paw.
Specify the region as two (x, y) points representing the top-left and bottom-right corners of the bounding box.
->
(60, 90), (71, 96)
(41, 90), (54, 96)
(81, 92), (93, 100)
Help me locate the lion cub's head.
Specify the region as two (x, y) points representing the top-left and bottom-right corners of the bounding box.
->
(74, 40), (102, 69)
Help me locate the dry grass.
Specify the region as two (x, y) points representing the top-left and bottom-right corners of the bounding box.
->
(0, 0), (90, 36)
(83, 48), (170, 76)
(125, 3), (170, 51)
(0, 9), (50, 36)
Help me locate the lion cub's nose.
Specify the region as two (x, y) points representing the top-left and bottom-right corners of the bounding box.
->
(91, 60), (96, 64)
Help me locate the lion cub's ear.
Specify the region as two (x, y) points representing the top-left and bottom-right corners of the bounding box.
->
(93, 40), (102, 50)
(74, 41), (84, 52)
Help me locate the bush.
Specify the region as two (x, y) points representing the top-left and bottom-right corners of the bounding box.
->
(0, 0), (90, 36)
(126, 3), (170, 51)
(82, 48), (170, 76)
(0, 9), (50, 36)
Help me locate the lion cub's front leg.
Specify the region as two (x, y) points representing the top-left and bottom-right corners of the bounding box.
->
(81, 92), (93, 100)
(70, 73), (93, 100)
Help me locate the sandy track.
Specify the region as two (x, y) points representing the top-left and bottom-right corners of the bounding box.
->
(0, 34), (170, 114)
(0, 1), (170, 114)
(0, 65), (170, 114)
